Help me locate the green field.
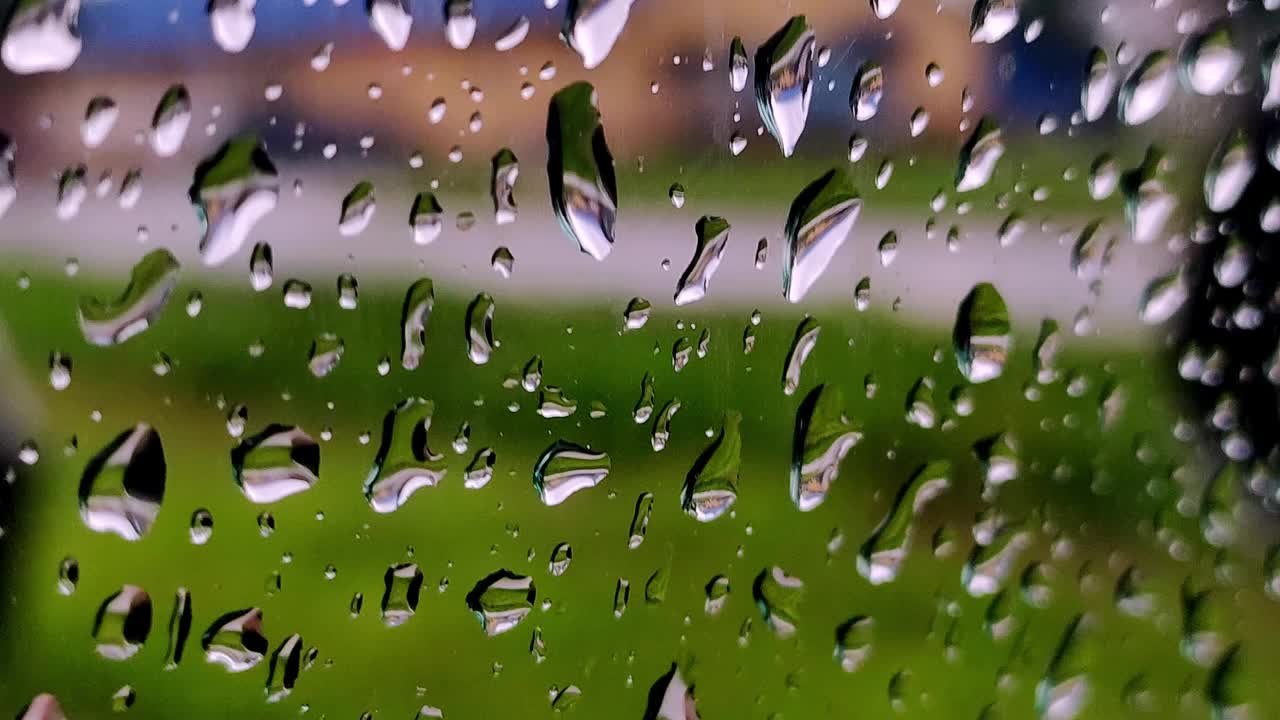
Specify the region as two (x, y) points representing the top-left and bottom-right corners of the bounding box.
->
(0, 260), (1275, 720)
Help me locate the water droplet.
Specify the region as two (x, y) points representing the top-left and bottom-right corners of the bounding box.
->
(851, 62), (884, 121)
(755, 16), (815, 156)
(93, 585), (152, 660)
(307, 333), (344, 378)
(378, 563), (423, 627)
(365, 398), (446, 513)
(627, 492), (655, 549)
(150, 85), (191, 156)
(729, 36), (748, 92)
(79, 424), (165, 541)
(492, 247), (514, 278)
(1119, 51), (1176, 125)
(955, 117), (1004, 192)
(674, 216), (730, 306)
(633, 373), (656, 423)
(368, 0), (412, 51)
(753, 566), (803, 637)
(537, 386), (578, 418)
(954, 283), (1010, 384)
(202, 607), (267, 672)
(490, 148), (520, 225)
(858, 461), (950, 584)
(208, 0), (256, 53)
(650, 398), (681, 452)
(784, 168), (861, 303)
(970, 0), (1019, 43)
(549, 543), (573, 576)
(1204, 129), (1255, 212)
(466, 570), (534, 636)
(534, 440), (610, 506)
(190, 136), (278, 267)
(623, 297), (651, 330)
(465, 292), (496, 365)
(81, 96), (117, 148)
(189, 508), (214, 545)
(561, 0), (635, 69)
(249, 242), (273, 291)
(672, 336), (693, 372)
(645, 567), (670, 605)
(613, 577), (631, 617)
(792, 385), (861, 511)
(464, 447), (496, 489)
(399, 278), (435, 371)
(782, 316), (820, 396)
(1179, 24), (1242, 96)
(231, 425), (319, 503)
(1, 0), (82, 73)
(339, 181), (376, 236)
(1036, 615), (1094, 720)
(1139, 268), (1188, 324)
(548, 82), (617, 260)
(682, 411), (741, 522)
(495, 15), (529, 51)
(870, 0), (901, 21)
(78, 249), (179, 347)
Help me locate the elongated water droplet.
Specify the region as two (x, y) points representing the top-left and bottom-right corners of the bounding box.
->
(650, 398), (680, 452)
(249, 242), (273, 291)
(870, 0), (901, 21)
(534, 440), (610, 505)
(1080, 47), (1114, 122)
(443, 0), (475, 49)
(1179, 24), (1242, 96)
(189, 508), (213, 545)
(755, 15), (815, 157)
(410, 192), (444, 245)
(368, 0), (412, 51)
(467, 570), (534, 636)
(190, 136), (278, 267)
(1139, 268), (1188, 324)
(163, 587), (191, 669)
(547, 82), (617, 260)
(703, 575), (730, 616)
(79, 424), (165, 541)
(781, 316), (821, 396)
(627, 492), (654, 549)
(150, 85), (191, 156)
(0, 133), (14, 220)
(399, 278), (434, 371)
(465, 292), (496, 365)
(753, 566), (803, 637)
(54, 164), (85, 220)
(784, 168), (861, 303)
(1, 0), (82, 74)
(365, 398), (446, 513)
(495, 15), (529, 51)
(78, 249), (179, 346)
(560, 0), (635, 69)
(549, 543), (573, 576)
(307, 333), (344, 377)
(81, 96), (117, 148)
(491, 148), (519, 225)
(835, 616), (874, 672)
(93, 585), (152, 660)
(954, 283), (1010, 384)
(729, 35), (748, 92)
(381, 563), (423, 627)
(674, 216), (730, 306)
(1122, 147), (1175, 244)
(643, 664), (698, 720)
(970, 0), (1018, 44)
(231, 425), (319, 503)
(264, 632), (302, 702)
(964, 521), (1030, 596)
(955, 117), (1004, 192)
(464, 447), (496, 489)
(633, 372), (656, 423)
(1206, 644), (1251, 720)
(858, 461), (950, 584)
(851, 62), (883, 122)
(57, 556), (78, 595)
(209, 0), (255, 53)
(1119, 51), (1175, 125)
(682, 411), (741, 522)
(1036, 615), (1094, 720)
(1204, 130), (1255, 213)
(339, 181), (376, 237)
(613, 577), (631, 617)
(791, 385), (861, 511)
(203, 607), (267, 672)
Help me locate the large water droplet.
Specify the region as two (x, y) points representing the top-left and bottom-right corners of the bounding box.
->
(673, 216), (730, 306)
(791, 384), (861, 511)
(163, 587), (191, 669)
(835, 616), (874, 672)
(753, 566), (803, 637)
(784, 168), (861, 303)
(93, 585), (152, 660)
(627, 492), (654, 549)
(533, 440), (610, 506)
(681, 411), (741, 522)
(79, 424), (165, 541)
(365, 398), (446, 513)
(1, 0), (82, 74)
(781, 316), (820, 396)
(955, 117), (1004, 192)
(465, 292), (496, 365)
(953, 283), (1011, 384)
(150, 85), (191, 157)
(443, 0), (476, 49)
(1121, 147), (1175, 244)
(410, 192), (444, 245)
(401, 278), (435, 371)
(368, 0), (412, 51)
(78, 249), (179, 346)
(208, 0), (256, 53)
(1118, 51), (1175, 126)
(190, 136), (279, 267)
(382, 563), (424, 627)
(231, 425), (320, 503)
(202, 607), (268, 672)
(81, 96), (117, 148)
(561, 0), (635, 69)
(466, 570), (534, 636)
(858, 461), (950, 584)
(339, 180), (376, 236)
(851, 62), (883, 122)
(1204, 129), (1255, 213)
(755, 15), (815, 157)
(1035, 615), (1094, 720)
(265, 632), (302, 702)
(970, 0), (1018, 44)
(1179, 24), (1242, 96)
(491, 148), (519, 225)
(729, 36), (748, 92)
(547, 82), (617, 261)
(643, 664), (699, 720)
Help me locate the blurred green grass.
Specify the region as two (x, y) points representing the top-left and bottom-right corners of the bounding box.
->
(0, 266), (1275, 720)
